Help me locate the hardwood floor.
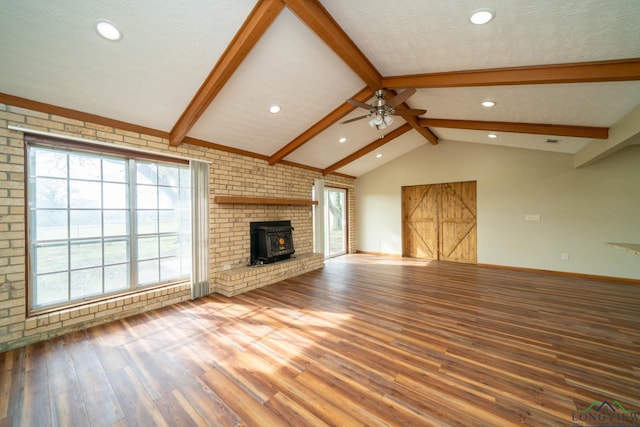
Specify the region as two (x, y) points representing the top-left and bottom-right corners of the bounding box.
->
(1, 254), (639, 426)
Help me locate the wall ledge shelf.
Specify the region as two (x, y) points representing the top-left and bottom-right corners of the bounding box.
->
(215, 252), (324, 297)
(214, 196), (318, 206)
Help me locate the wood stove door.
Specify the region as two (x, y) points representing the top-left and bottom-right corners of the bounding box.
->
(267, 231), (293, 256)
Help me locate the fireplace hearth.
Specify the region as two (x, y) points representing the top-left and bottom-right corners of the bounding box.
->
(250, 220), (295, 265)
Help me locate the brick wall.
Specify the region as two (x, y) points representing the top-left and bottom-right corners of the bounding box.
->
(0, 103), (356, 351)
(210, 161), (356, 271)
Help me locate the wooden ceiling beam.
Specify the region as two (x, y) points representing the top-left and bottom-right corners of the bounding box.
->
(404, 115), (439, 145)
(283, 0), (382, 89)
(183, 136), (270, 161)
(383, 58), (640, 89)
(322, 123), (412, 176)
(382, 90), (438, 145)
(385, 91), (438, 145)
(268, 87), (374, 165)
(0, 93), (169, 139)
(420, 118), (609, 139)
(169, 0), (285, 147)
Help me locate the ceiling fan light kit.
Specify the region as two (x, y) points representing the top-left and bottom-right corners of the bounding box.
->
(368, 110), (393, 130)
(342, 88), (426, 130)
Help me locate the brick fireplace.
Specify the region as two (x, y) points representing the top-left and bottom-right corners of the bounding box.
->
(211, 194), (325, 296)
(207, 155), (356, 297)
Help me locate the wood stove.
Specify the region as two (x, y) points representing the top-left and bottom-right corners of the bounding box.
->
(250, 220), (294, 264)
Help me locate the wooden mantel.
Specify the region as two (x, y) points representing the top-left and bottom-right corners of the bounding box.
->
(214, 196), (318, 206)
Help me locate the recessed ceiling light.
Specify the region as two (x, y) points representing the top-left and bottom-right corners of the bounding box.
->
(376, 153), (383, 158)
(488, 133), (498, 139)
(338, 137), (347, 143)
(470, 9), (495, 25)
(94, 19), (122, 41)
(269, 105), (281, 114)
(482, 100), (496, 108)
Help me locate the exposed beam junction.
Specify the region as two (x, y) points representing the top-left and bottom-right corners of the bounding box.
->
(269, 0), (434, 164)
(169, 0), (285, 147)
(268, 87), (374, 165)
(283, 0), (382, 89)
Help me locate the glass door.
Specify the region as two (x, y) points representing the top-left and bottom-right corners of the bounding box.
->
(324, 187), (347, 258)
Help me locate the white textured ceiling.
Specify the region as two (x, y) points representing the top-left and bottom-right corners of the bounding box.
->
(0, 0), (256, 131)
(322, 0), (640, 75)
(411, 83), (640, 126)
(1, 0), (640, 177)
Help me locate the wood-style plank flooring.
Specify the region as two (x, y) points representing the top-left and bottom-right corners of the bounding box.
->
(1, 255), (639, 426)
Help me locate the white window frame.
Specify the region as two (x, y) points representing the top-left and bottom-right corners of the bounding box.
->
(324, 186), (348, 258)
(26, 134), (191, 312)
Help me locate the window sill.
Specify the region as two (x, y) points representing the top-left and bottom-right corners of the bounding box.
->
(23, 281), (191, 340)
(27, 280), (190, 318)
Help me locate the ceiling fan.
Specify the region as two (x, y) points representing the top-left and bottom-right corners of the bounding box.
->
(341, 88), (426, 130)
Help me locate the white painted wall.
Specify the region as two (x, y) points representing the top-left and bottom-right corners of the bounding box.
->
(356, 136), (640, 279)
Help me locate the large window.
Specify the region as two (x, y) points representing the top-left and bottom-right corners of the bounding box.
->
(28, 140), (191, 311)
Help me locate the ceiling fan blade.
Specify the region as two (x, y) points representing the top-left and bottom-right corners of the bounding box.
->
(340, 114), (370, 124)
(387, 88), (417, 108)
(392, 108), (427, 116)
(346, 99), (373, 110)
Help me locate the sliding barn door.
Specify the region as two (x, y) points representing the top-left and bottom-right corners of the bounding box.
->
(438, 181), (477, 264)
(402, 185), (438, 259)
(402, 181), (477, 264)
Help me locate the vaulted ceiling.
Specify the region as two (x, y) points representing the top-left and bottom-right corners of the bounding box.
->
(2, 0), (640, 177)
